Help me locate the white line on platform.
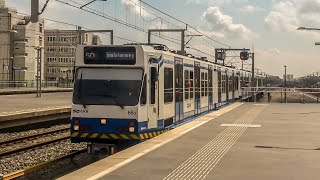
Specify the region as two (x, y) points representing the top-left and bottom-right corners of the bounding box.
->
(220, 124), (261, 128)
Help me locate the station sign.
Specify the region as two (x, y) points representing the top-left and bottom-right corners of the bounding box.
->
(84, 46), (136, 65)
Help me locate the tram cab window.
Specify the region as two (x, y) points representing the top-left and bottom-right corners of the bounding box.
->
(140, 74), (147, 105)
(150, 67), (157, 105)
(73, 68), (143, 106)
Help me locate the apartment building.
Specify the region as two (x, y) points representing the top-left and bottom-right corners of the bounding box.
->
(0, 0), (44, 85)
(44, 30), (101, 83)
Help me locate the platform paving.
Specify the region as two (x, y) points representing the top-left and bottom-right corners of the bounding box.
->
(0, 92), (72, 114)
(60, 103), (320, 180)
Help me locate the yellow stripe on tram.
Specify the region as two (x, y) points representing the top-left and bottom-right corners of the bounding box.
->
(139, 134), (145, 140)
(90, 133), (99, 138)
(101, 134), (109, 139)
(81, 133), (89, 138)
(148, 133), (153, 138)
(120, 134), (130, 139)
(110, 134), (119, 139)
(144, 133), (149, 139)
(71, 132), (79, 137)
(131, 134), (139, 140)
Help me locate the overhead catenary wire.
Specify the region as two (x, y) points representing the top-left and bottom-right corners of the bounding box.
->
(138, 0), (230, 47)
(59, 0), (181, 45)
(39, 0), (50, 15)
(54, 0), (227, 60)
(17, 12), (139, 43)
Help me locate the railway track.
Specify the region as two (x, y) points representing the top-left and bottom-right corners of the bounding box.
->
(0, 127), (69, 146)
(2, 149), (87, 180)
(0, 128), (70, 157)
(0, 127), (87, 180)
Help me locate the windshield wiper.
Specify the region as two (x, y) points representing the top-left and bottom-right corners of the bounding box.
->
(79, 72), (87, 109)
(91, 94), (125, 109)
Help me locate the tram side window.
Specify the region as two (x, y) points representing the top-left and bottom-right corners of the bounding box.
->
(236, 76), (239, 90)
(221, 75), (225, 93)
(190, 71), (194, 99)
(205, 73), (208, 97)
(140, 74), (147, 105)
(209, 71), (213, 97)
(150, 67), (157, 105)
(229, 76), (232, 92)
(185, 70), (189, 100)
(164, 68), (173, 103)
(201, 72), (204, 97)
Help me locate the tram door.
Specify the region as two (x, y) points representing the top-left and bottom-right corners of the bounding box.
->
(218, 69), (222, 103)
(208, 66), (213, 110)
(226, 71), (229, 102)
(148, 63), (159, 128)
(174, 58), (184, 124)
(194, 62), (201, 115)
(232, 72), (235, 102)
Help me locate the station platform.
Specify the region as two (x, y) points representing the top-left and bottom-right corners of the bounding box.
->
(0, 92), (72, 129)
(0, 87), (72, 95)
(59, 103), (320, 180)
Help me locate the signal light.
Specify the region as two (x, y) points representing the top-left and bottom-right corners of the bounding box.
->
(240, 51), (250, 61)
(217, 52), (226, 60)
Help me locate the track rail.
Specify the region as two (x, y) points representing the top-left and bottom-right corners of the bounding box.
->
(2, 149), (87, 180)
(0, 128), (69, 146)
(0, 136), (70, 157)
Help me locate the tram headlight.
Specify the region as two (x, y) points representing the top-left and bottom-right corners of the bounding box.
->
(74, 125), (80, 131)
(129, 127), (135, 132)
(101, 119), (107, 125)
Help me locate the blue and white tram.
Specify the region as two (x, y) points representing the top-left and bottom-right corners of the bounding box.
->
(71, 44), (263, 144)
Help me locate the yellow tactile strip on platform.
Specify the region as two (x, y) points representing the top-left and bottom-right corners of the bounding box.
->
(163, 105), (267, 180)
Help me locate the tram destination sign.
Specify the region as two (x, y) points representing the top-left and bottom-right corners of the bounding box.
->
(84, 46), (136, 65)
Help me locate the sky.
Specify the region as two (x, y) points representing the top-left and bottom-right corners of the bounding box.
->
(4, 0), (320, 77)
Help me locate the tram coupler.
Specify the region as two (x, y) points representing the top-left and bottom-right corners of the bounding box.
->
(87, 143), (117, 155)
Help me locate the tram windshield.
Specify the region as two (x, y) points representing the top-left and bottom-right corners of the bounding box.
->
(73, 68), (143, 107)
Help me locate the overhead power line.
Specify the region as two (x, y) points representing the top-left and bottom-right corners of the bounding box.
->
(39, 0), (50, 15)
(55, 0), (181, 45)
(18, 12), (139, 43)
(138, 0), (230, 47)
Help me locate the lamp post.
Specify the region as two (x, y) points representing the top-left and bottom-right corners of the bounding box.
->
(298, 27), (320, 46)
(284, 65), (287, 103)
(297, 27), (320, 31)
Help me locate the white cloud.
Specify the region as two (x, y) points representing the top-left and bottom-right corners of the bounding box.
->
(265, 1), (297, 32)
(256, 48), (281, 55)
(265, 0), (320, 32)
(201, 6), (256, 39)
(149, 21), (169, 29)
(186, 0), (202, 4)
(209, 0), (249, 5)
(121, 0), (150, 17)
(240, 5), (266, 13)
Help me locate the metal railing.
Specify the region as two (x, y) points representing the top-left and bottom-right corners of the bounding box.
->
(241, 87), (320, 104)
(0, 80), (74, 89)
